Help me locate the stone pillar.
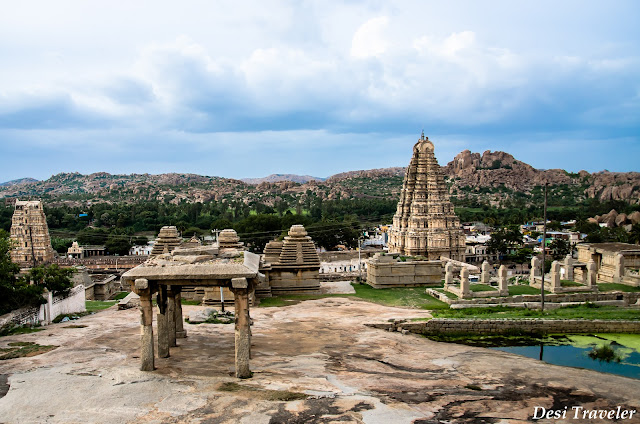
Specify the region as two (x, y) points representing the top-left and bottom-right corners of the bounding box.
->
(135, 279), (154, 371)
(614, 253), (625, 284)
(550, 261), (561, 291)
(587, 259), (598, 288)
(481, 261), (491, 285)
(460, 267), (471, 299)
(564, 254), (574, 282)
(156, 285), (169, 358)
(167, 286), (177, 348)
(530, 257), (540, 286)
(231, 278), (252, 379)
(174, 289), (187, 338)
(498, 265), (508, 294)
(444, 261), (453, 289)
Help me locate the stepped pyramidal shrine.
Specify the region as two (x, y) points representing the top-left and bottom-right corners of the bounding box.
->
(10, 200), (56, 267)
(261, 225), (321, 295)
(388, 133), (466, 261)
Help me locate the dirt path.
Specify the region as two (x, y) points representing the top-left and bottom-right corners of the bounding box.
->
(0, 298), (638, 423)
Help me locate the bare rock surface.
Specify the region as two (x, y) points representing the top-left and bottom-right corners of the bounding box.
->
(0, 298), (638, 423)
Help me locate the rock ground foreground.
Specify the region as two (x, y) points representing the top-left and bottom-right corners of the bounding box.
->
(0, 298), (639, 423)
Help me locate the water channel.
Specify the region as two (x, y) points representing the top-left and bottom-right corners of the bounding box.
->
(436, 333), (640, 379)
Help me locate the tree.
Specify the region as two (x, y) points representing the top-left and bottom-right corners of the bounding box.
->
(51, 237), (73, 254)
(27, 264), (75, 297)
(105, 234), (132, 256)
(549, 238), (572, 260)
(486, 227), (523, 261)
(0, 231), (46, 315)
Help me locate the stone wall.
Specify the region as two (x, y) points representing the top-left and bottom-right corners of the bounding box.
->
(39, 285), (87, 324)
(366, 254), (442, 288)
(269, 269), (321, 295)
(369, 318), (640, 335)
(427, 288), (640, 306)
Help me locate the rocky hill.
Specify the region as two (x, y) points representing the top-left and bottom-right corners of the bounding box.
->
(0, 177), (39, 187)
(1, 150), (639, 207)
(241, 174), (325, 185)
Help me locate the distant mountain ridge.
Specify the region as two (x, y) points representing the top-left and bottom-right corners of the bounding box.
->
(0, 177), (38, 187)
(241, 174), (325, 185)
(1, 150), (639, 206)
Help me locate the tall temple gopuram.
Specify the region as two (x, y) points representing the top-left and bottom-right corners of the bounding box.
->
(10, 200), (56, 267)
(388, 133), (466, 261)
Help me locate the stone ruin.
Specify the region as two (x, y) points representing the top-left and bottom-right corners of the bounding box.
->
(122, 245), (262, 378)
(365, 253), (442, 288)
(388, 133), (466, 261)
(150, 226), (183, 255)
(261, 225), (321, 295)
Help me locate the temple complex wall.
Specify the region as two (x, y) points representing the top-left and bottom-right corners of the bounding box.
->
(366, 253), (442, 288)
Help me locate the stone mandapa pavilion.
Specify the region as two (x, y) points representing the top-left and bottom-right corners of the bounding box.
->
(121, 245), (262, 378)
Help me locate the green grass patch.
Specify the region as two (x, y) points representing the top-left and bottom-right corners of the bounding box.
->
(181, 299), (202, 306)
(0, 325), (44, 337)
(598, 283), (640, 293)
(85, 300), (117, 312)
(561, 280), (583, 287)
(0, 341), (57, 360)
(508, 285), (549, 295)
(258, 283), (449, 310)
(469, 284), (496, 292)
(433, 304), (640, 320)
(113, 291), (129, 300)
(434, 288), (458, 299)
(350, 284), (449, 310)
(218, 382), (308, 401)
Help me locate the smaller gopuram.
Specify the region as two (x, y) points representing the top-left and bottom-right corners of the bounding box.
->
(262, 225), (321, 295)
(388, 133), (465, 261)
(150, 226), (182, 255)
(122, 246), (262, 378)
(202, 229), (247, 305)
(218, 229), (244, 251)
(10, 200), (56, 267)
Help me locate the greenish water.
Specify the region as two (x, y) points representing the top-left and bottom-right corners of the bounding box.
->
(490, 334), (640, 380)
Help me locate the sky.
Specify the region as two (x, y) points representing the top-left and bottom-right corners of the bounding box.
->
(1, 0), (639, 182)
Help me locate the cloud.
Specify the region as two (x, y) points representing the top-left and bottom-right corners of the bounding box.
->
(0, 1), (638, 180)
(351, 16), (389, 59)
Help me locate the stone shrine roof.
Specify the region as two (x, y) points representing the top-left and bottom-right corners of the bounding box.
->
(122, 247), (261, 284)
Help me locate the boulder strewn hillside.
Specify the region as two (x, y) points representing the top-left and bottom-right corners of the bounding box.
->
(1, 150), (639, 206)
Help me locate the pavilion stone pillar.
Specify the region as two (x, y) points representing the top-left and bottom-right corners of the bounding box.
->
(481, 261), (491, 285)
(460, 268), (471, 299)
(530, 257), (540, 286)
(167, 286), (177, 348)
(587, 259), (598, 288)
(614, 254), (625, 283)
(156, 285), (170, 358)
(564, 254), (574, 282)
(231, 278), (252, 379)
(174, 288), (187, 338)
(444, 261), (454, 289)
(498, 265), (508, 295)
(550, 261), (561, 291)
(135, 278), (154, 371)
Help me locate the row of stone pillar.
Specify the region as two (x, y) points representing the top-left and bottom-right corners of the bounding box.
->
(444, 261), (508, 299)
(529, 256), (598, 288)
(136, 279), (187, 371)
(134, 278), (253, 378)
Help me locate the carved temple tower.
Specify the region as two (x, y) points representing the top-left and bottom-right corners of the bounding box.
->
(10, 200), (56, 267)
(388, 133), (465, 261)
